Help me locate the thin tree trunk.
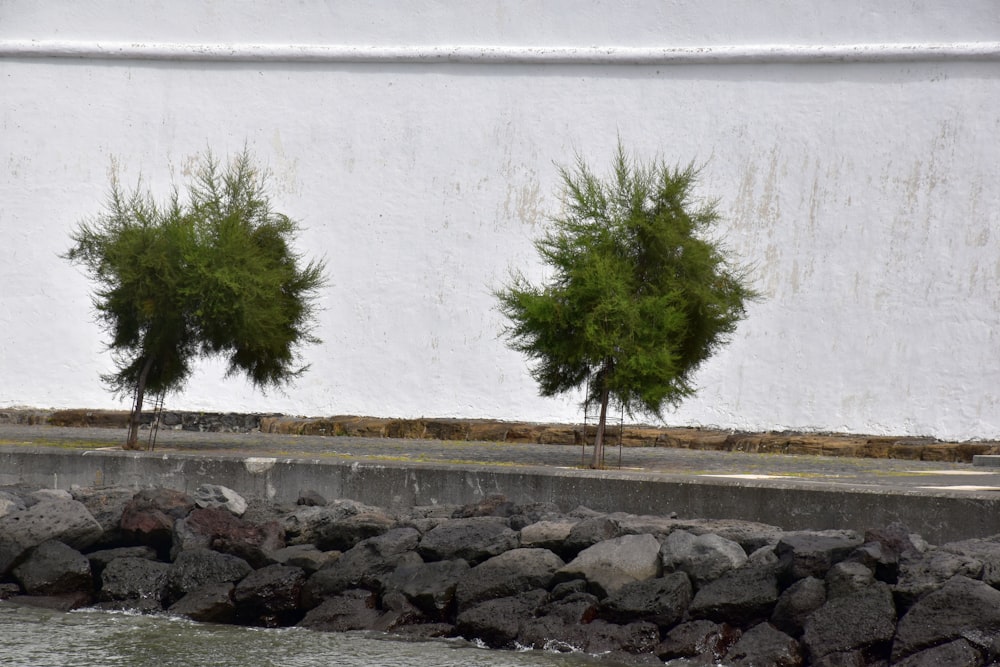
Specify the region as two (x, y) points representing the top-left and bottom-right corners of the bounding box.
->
(125, 356), (154, 450)
(590, 360), (612, 469)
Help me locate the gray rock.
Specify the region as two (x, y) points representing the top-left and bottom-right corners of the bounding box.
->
(892, 638), (984, 667)
(802, 581), (895, 663)
(688, 565), (779, 626)
(382, 558), (471, 619)
(86, 546), (158, 578)
(71, 486), (134, 546)
(519, 520), (576, 552)
(298, 588), (381, 631)
(301, 528), (421, 603)
(656, 620), (742, 662)
(892, 574), (1000, 661)
(563, 515), (624, 554)
(776, 530), (864, 583)
(557, 533), (662, 597)
(296, 489), (327, 507)
(233, 564), (306, 626)
(0, 500), (103, 574)
(167, 581), (236, 623)
(582, 619), (661, 655)
(193, 484), (248, 517)
(417, 516), (518, 564)
(601, 571), (692, 629)
(727, 622), (803, 667)
(771, 576), (826, 637)
(0, 491), (27, 518)
(12, 540), (93, 597)
(29, 489), (73, 503)
(454, 589), (548, 649)
(166, 548), (252, 602)
(893, 549), (983, 610)
(825, 561), (876, 599)
(940, 536), (1000, 586)
(455, 547), (564, 610)
(99, 556), (170, 605)
(661, 530), (748, 586)
(269, 544), (338, 574)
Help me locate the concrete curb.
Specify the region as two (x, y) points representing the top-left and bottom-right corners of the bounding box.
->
(3, 408), (999, 463)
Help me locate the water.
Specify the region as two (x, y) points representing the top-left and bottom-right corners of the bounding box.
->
(0, 603), (606, 667)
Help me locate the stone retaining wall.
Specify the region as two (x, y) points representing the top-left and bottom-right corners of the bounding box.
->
(3, 408), (999, 463)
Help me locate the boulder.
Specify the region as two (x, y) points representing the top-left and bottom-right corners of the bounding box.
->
(0, 490), (26, 518)
(519, 520), (576, 554)
(0, 499), (103, 574)
(726, 622), (803, 667)
(939, 536), (1000, 587)
(7, 591), (93, 612)
(892, 638), (984, 667)
(776, 530), (864, 583)
(281, 501), (397, 551)
(381, 558), (470, 620)
(801, 581), (896, 663)
(581, 619), (661, 656)
(893, 548), (983, 610)
(661, 530), (748, 586)
(120, 489), (195, 556)
(71, 486), (135, 546)
(600, 571), (692, 629)
(825, 561), (876, 599)
(269, 544), (338, 574)
(518, 590), (600, 651)
(298, 588), (381, 632)
(451, 494), (516, 519)
(166, 547), (252, 603)
(656, 620), (742, 662)
(233, 564), (306, 627)
(172, 507), (284, 567)
(770, 576), (826, 637)
(454, 589), (548, 649)
(455, 547), (564, 610)
(99, 556), (170, 606)
(11, 540), (93, 597)
(892, 574), (1000, 661)
(417, 516), (518, 564)
(300, 528), (421, 603)
(562, 515), (624, 554)
(296, 489), (327, 507)
(688, 565), (780, 626)
(193, 484), (248, 516)
(86, 546), (158, 578)
(167, 581), (236, 623)
(556, 533), (662, 597)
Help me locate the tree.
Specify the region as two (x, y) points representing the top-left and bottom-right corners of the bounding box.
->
(64, 150), (326, 449)
(496, 144), (757, 468)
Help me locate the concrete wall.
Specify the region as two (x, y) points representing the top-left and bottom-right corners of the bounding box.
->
(2, 1), (1000, 439)
(3, 446), (999, 544)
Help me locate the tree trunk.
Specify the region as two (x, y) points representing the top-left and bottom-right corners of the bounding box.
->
(125, 356), (154, 450)
(590, 360), (612, 469)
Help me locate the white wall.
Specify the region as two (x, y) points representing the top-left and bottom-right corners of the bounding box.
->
(2, 1), (999, 439)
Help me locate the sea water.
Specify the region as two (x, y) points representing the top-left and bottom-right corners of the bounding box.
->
(0, 602), (608, 667)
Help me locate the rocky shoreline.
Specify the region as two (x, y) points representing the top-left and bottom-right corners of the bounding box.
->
(2, 484), (1000, 666)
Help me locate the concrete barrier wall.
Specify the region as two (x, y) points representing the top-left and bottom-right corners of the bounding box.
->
(3, 447), (998, 544)
(2, 1), (1000, 439)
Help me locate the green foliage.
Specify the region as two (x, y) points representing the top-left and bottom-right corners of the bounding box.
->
(496, 144), (757, 428)
(65, 150), (326, 437)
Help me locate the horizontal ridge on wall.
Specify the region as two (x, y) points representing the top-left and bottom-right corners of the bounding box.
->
(2, 40), (1000, 65)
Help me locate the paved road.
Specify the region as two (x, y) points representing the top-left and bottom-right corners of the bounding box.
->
(3, 423), (1000, 498)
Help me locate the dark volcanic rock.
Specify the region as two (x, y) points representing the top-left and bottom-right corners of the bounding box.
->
(455, 589), (548, 649)
(726, 622), (803, 667)
(802, 581), (896, 663)
(86, 546), (158, 578)
(892, 638), (984, 667)
(600, 571), (692, 629)
(688, 565), (779, 626)
(120, 489), (195, 556)
(455, 547), (564, 611)
(776, 530), (864, 583)
(892, 574), (1000, 661)
(656, 620), (742, 662)
(0, 499), (103, 574)
(660, 530), (748, 587)
(99, 556), (169, 606)
(298, 588), (381, 632)
(167, 582), (236, 623)
(172, 507), (284, 567)
(893, 549), (983, 610)
(556, 533), (662, 597)
(417, 516), (518, 564)
(281, 501), (396, 552)
(12, 540), (93, 597)
(382, 558), (470, 620)
(71, 486), (134, 546)
(771, 576), (826, 637)
(233, 564), (306, 627)
(166, 548), (252, 603)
